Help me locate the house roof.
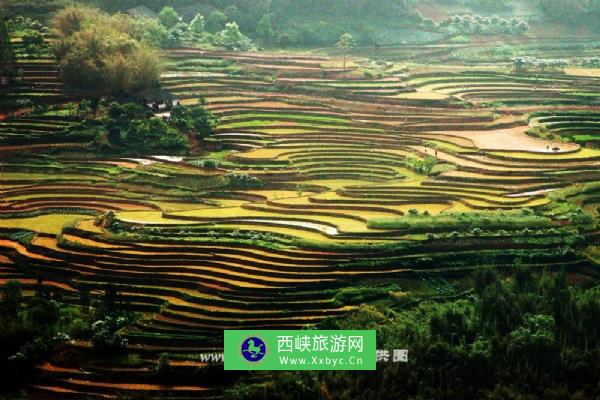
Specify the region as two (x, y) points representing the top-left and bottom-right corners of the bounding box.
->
(127, 5), (158, 19)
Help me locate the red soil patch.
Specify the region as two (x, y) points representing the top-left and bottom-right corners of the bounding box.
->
(0, 239), (59, 261)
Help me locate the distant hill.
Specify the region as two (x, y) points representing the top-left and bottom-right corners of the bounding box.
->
(2, 0), (599, 46)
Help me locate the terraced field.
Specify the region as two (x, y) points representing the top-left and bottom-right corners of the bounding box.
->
(531, 111), (600, 147)
(2, 45), (600, 399)
(1, 37), (67, 108)
(352, 37), (600, 64)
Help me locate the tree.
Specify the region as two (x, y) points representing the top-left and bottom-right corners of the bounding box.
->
(278, 32), (291, 52)
(91, 316), (128, 355)
(131, 17), (170, 48)
(90, 97), (100, 117)
(473, 268), (498, 296)
(257, 13), (276, 46)
(201, 159), (218, 169)
(514, 264), (534, 294)
(336, 33), (356, 79)
(169, 104), (218, 139)
(120, 117), (190, 154)
(27, 297), (59, 328)
(53, 5), (161, 94)
(103, 284), (118, 312)
(215, 22), (255, 51)
(155, 353), (171, 378)
(423, 155), (437, 176)
(538, 0), (590, 24)
(21, 29), (44, 47)
(224, 5), (240, 22)
(0, 5), (17, 85)
(1, 280), (22, 320)
(513, 57), (526, 72)
(190, 13), (205, 34)
(158, 7), (179, 29)
(52, 5), (90, 37)
(79, 285), (91, 309)
(508, 314), (558, 382)
(77, 99), (92, 119)
(104, 101), (199, 154)
(206, 10), (228, 33)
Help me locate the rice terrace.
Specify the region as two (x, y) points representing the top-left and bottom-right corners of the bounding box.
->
(1, 1), (599, 399)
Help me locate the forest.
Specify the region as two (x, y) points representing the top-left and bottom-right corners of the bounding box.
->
(225, 268), (600, 400)
(4, 0), (600, 46)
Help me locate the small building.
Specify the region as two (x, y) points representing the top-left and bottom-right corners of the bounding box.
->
(126, 5), (158, 19)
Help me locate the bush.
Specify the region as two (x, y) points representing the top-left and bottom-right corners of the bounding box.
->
(214, 22), (255, 51)
(370, 211), (554, 233)
(105, 105), (189, 154)
(226, 172), (263, 189)
(201, 159), (219, 169)
(169, 104), (218, 139)
(98, 101), (219, 155)
(119, 118), (189, 154)
(91, 316), (128, 355)
(334, 285), (398, 305)
(405, 155), (437, 176)
(9, 15), (46, 32)
(190, 14), (205, 34)
(158, 7), (179, 29)
(131, 17), (171, 48)
(155, 353), (171, 378)
(21, 29), (44, 47)
(571, 209), (594, 226)
(206, 10), (228, 33)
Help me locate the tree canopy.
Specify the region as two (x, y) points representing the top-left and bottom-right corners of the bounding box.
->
(97, 101), (217, 155)
(225, 268), (600, 399)
(158, 6), (179, 28)
(52, 5), (162, 94)
(0, 5), (17, 85)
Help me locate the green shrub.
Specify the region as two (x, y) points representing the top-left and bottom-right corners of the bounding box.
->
(169, 104), (218, 139)
(200, 159), (219, 169)
(21, 29), (44, 46)
(334, 284), (399, 305)
(370, 212), (554, 233)
(226, 172), (263, 189)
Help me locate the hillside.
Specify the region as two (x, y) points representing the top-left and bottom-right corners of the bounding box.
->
(1, 2), (599, 400)
(3, 0), (600, 46)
